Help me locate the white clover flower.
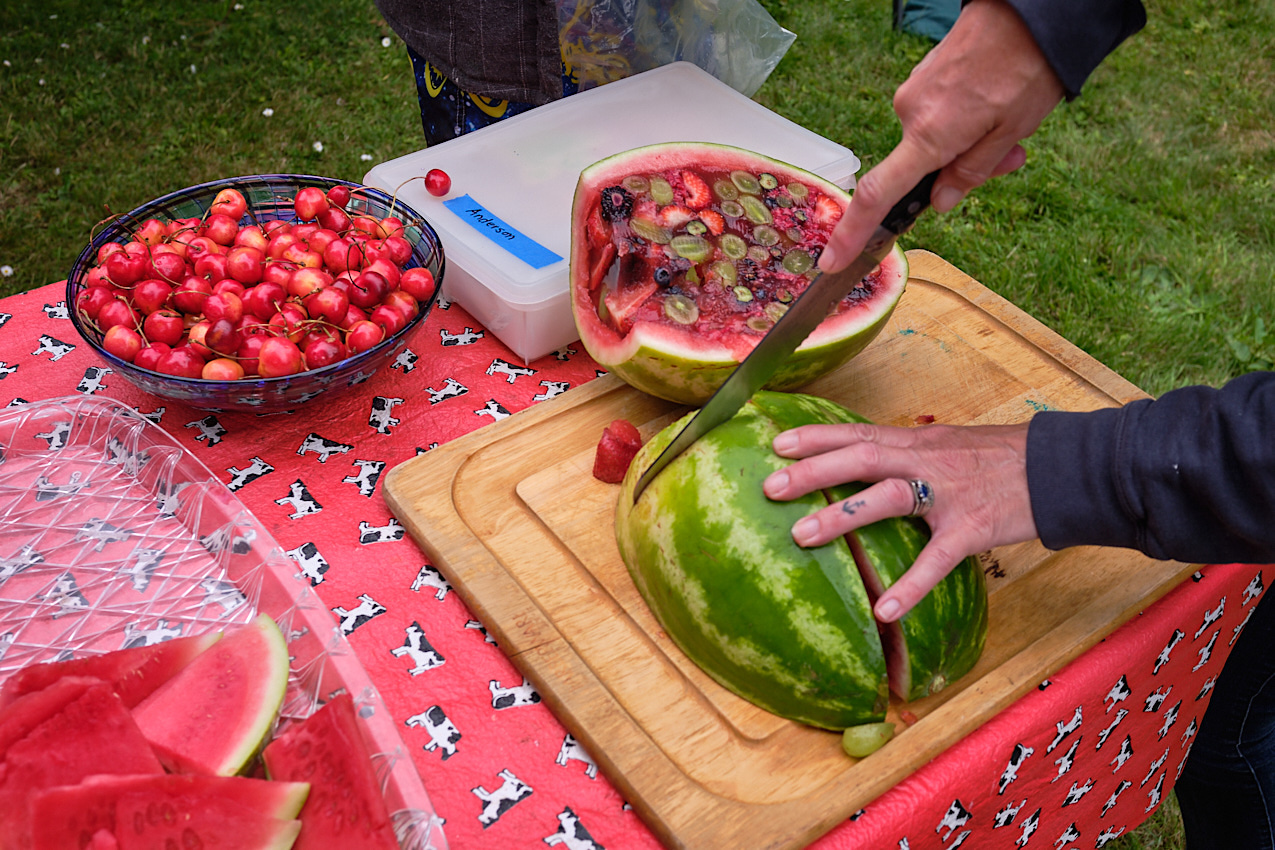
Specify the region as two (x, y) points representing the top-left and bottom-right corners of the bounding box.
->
(38, 78), (45, 86)
(142, 35), (150, 45)
(233, 2), (244, 8)
(54, 167), (60, 175)
(60, 43), (69, 49)
(261, 107), (274, 117)
(312, 141), (324, 153)
(3, 60), (10, 67)
(381, 36), (392, 47)
(189, 64), (197, 74)
(0, 266), (13, 278)
(360, 153), (373, 162)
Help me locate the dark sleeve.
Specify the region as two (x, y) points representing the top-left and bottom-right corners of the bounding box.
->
(376, 0), (563, 104)
(1002, 0), (1147, 95)
(1026, 371), (1275, 564)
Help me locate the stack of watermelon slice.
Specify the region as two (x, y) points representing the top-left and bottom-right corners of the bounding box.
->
(0, 613), (401, 850)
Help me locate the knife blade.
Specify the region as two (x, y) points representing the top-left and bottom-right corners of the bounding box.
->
(631, 170), (939, 503)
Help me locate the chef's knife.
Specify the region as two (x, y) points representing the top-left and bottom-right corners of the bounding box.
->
(631, 170), (940, 503)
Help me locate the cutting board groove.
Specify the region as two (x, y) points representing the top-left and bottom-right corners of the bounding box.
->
(384, 251), (1194, 850)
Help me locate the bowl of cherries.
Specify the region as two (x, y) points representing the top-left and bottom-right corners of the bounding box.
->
(67, 174), (444, 412)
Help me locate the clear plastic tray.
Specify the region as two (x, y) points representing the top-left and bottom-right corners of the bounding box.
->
(0, 396), (447, 850)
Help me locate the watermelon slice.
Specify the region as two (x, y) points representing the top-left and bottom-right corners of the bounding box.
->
(263, 693), (399, 850)
(30, 773), (309, 850)
(0, 683), (164, 849)
(132, 613), (289, 776)
(0, 675), (102, 759)
(0, 631), (221, 709)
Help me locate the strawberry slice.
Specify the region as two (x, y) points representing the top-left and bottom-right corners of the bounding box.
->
(657, 205), (695, 229)
(603, 280), (659, 334)
(813, 194), (844, 225)
(697, 209), (725, 235)
(681, 171), (712, 209)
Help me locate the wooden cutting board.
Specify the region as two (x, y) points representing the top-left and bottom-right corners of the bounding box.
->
(383, 251), (1194, 850)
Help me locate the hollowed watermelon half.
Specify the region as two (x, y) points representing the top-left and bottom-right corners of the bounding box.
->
(614, 391), (987, 733)
(571, 142), (909, 405)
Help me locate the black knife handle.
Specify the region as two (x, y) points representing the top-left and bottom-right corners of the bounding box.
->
(879, 170), (941, 237)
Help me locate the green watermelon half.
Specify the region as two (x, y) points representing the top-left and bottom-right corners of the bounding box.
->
(131, 613), (289, 776)
(30, 774), (308, 850)
(263, 692), (399, 850)
(0, 631), (221, 709)
(615, 391), (988, 732)
(570, 142), (909, 405)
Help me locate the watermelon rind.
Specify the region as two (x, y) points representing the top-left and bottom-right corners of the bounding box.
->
(616, 393), (889, 729)
(571, 142), (909, 405)
(615, 390), (988, 731)
(131, 613), (290, 776)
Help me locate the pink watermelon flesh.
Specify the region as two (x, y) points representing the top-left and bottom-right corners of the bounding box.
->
(0, 675), (102, 759)
(593, 419), (644, 483)
(0, 632), (221, 709)
(29, 773), (309, 850)
(112, 792), (300, 850)
(0, 683), (164, 850)
(131, 613), (289, 776)
(263, 692), (398, 850)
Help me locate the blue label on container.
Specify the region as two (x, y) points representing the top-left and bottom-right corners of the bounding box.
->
(444, 195), (562, 270)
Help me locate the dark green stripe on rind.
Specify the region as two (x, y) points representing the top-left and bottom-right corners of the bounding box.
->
(617, 395), (888, 729)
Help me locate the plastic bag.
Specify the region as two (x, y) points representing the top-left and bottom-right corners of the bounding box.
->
(557, 0), (796, 97)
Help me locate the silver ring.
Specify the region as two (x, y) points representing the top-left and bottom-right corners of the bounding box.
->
(907, 478), (935, 517)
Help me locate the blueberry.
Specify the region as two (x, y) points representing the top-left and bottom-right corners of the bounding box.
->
(654, 266), (673, 286)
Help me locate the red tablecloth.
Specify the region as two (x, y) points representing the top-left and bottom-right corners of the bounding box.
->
(0, 282), (1262, 849)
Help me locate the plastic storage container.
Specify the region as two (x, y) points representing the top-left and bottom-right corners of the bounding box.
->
(364, 62), (860, 363)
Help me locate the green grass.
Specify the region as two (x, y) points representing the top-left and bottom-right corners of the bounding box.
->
(2, 3), (1272, 844)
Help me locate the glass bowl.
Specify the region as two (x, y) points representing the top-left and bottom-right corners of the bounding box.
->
(66, 174), (444, 413)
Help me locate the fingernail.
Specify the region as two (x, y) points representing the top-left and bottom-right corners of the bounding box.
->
(773, 432), (797, 453)
(765, 470), (789, 494)
(933, 186), (965, 213)
(793, 516), (819, 545)
(876, 598), (901, 622)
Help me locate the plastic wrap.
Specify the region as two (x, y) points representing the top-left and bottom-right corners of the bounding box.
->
(557, 0), (796, 96)
(0, 395), (447, 850)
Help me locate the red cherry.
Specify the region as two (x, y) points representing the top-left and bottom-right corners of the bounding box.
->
(424, 168), (451, 197)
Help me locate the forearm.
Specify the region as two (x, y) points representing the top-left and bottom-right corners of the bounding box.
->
(1027, 371), (1275, 563)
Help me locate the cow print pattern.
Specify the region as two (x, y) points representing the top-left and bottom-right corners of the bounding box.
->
(0, 284), (1263, 849)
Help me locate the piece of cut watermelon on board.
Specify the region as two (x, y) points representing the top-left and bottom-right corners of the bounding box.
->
(593, 418), (644, 483)
(131, 613), (289, 776)
(263, 692), (399, 850)
(0, 631), (221, 709)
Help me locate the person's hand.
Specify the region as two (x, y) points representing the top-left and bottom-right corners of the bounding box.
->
(819, 0), (1066, 272)
(761, 420), (1039, 621)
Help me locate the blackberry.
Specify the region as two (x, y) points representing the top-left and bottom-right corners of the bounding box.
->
(599, 186), (634, 221)
(738, 258), (761, 285)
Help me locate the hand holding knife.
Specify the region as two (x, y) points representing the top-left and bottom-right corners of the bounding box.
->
(631, 171), (940, 503)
